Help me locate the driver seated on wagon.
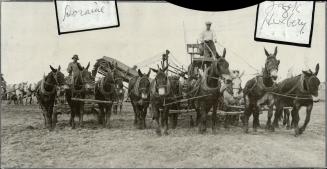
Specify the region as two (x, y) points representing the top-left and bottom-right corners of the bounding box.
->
(66, 54), (83, 85)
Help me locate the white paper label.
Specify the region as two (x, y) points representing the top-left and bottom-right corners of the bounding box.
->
(55, 1), (119, 34)
(255, 1), (314, 46)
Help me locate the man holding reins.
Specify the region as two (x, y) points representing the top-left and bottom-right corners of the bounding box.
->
(67, 54), (83, 85)
(200, 21), (219, 58)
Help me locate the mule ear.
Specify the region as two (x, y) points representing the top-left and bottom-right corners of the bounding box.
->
(151, 68), (158, 73)
(274, 46), (278, 56)
(50, 65), (56, 72)
(314, 63), (319, 76)
(147, 68), (151, 77)
(138, 69), (143, 77)
(86, 62), (90, 70)
(264, 48), (269, 57)
(58, 65), (61, 71)
(222, 48), (226, 58)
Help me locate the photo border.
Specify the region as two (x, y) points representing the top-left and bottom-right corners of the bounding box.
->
(254, 1), (316, 48)
(54, 0), (120, 35)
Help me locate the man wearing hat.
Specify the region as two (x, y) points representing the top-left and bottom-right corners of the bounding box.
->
(200, 21), (218, 58)
(67, 54), (83, 84)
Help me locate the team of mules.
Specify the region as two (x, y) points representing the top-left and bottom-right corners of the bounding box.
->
(26, 47), (322, 136)
(4, 82), (38, 105)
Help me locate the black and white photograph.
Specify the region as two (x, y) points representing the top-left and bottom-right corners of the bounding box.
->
(0, 0), (326, 168)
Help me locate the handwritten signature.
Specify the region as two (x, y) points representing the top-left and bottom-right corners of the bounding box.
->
(62, 2), (105, 22)
(259, 1), (308, 34)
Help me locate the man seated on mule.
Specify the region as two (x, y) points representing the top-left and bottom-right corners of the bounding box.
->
(200, 21), (218, 58)
(67, 54), (83, 85)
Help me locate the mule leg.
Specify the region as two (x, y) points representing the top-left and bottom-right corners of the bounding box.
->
(43, 113), (47, 128)
(284, 109), (291, 130)
(152, 104), (161, 136)
(49, 106), (55, 130)
(141, 106), (147, 129)
(299, 104), (313, 135)
(290, 108), (296, 129)
(212, 103), (218, 134)
(266, 107), (274, 131)
(137, 106), (143, 129)
(70, 107), (76, 129)
(105, 105), (112, 128)
(131, 102), (138, 126)
(45, 107), (52, 130)
(172, 114), (178, 129)
(79, 103), (84, 127)
(198, 102), (207, 134)
(97, 105), (103, 125)
(243, 95), (252, 133)
(195, 108), (201, 126)
(113, 104), (117, 115)
(119, 102), (123, 113)
(266, 97), (275, 131)
(243, 107), (251, 133)
(293, 104), (301, 137)
(100, 106), (106, 127)
(252, 105), (260, 132)
(163, 108), (169, 135)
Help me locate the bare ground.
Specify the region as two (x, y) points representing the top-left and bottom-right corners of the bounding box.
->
(1, 101), (325, 168)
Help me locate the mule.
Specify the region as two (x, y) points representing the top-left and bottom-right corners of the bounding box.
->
(65, 62), (94, 129)
(273, 64), (320, 136)
(24, 83), (37, 105)
(6, 84), (18, 105)
(191, 48), (231, 134)
(242, 46), (280, 133)
(128, 69), (151, 129)
(16, 82), (27, 105)
(94, 65), (117, 128)
(113, 76), (125, 114)
(35, 65), (65, 130)
(150, 66), (174, 135)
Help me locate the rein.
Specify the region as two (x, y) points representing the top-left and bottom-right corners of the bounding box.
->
(268, 74), (313, 100)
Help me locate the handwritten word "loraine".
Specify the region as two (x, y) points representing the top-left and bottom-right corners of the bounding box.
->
(63, 2), (105, 22)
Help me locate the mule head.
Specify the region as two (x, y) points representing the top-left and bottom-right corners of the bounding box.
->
(214, 48), (230, 76)
(137, 69), (151, 99)
(264, 46), (280, 81)
(49, 65), (65, 86)
(302, 64), (320, 97)
(82, 62), (94, 89)
(151, 66), (169, 96)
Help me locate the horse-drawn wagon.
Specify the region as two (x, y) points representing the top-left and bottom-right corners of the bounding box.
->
(145, 43), (246, 134)
(53, 56), (132, 127)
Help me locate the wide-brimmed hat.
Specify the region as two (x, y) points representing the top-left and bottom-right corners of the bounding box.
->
(205, 21), (212, 25)
(72, 55), (79, 60)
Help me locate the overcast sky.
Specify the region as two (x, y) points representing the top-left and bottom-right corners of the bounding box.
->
(1, 2), (325, 85)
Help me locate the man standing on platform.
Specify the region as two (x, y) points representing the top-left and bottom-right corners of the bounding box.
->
(200, 21), (218, 58)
